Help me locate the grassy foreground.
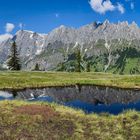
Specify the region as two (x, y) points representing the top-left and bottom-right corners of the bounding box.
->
(0, 72), (140, 139)
(0, 71), (140, 90)
(0, 100), (140, 140)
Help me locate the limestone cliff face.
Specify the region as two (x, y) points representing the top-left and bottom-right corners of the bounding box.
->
(0, 20), (140, 71)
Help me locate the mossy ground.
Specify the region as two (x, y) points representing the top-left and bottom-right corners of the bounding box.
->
(0, 71), (140, 90)
(0, 100), (140, 140)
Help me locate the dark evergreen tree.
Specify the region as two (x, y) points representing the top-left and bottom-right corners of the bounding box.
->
(34, 63), (40, 71)
(7, 41), (21, 71)
(75, 48), (82, 72)
(86, 62), (91, 72)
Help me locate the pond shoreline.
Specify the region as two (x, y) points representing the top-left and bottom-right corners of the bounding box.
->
(1, 85), (140, 114)
(1, 83), (140, 92)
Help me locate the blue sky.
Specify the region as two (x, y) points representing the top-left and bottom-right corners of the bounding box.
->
(0, 0), (138, 34)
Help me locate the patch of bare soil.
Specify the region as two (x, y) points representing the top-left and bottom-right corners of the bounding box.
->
(14, 104), (57, 120)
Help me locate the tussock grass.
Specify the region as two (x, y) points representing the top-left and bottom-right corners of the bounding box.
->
(0, 100), (140, 140)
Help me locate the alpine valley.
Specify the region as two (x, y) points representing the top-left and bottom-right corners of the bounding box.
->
(0, 20), (140, 74)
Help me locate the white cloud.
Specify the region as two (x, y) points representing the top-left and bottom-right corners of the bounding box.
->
(125, 0), (135, 10)
(130, 2), (134, 10)
(19, 23), (23, 29)
(5, 23), (15, 33)
(89, 0), (115, 14)
(55, 13), (60, 18)
(19, 23), (25, 30)
(0, 33), (13, 43)
(117, 3), (125, 14)
(89, 0), (125, 14)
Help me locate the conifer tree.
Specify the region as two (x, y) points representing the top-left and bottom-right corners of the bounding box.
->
(75, 48), (82, 72)
(34, 63), (40, 71)
(86, 62), (91, 72)
(7, 41), (21, 71)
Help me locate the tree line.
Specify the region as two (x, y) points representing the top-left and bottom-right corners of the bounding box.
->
(7, 41), (40, 71)
(7, 41), (90, 72)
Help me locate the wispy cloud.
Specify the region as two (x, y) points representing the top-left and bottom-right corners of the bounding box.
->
(19, 23), (25, 30)
(117, 3), (125, 14)
(5, 23), (15, 33)
(55, 13), (60, 18)
(19, 23), (23, 29)
(89, 0), (125, 14)
(130, 2), (134, 10)
(125, 0), (135, 10)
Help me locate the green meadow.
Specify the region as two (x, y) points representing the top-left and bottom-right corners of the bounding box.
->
(0, 71), (139, 90)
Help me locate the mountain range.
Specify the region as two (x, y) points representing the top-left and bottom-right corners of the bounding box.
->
(0, 20), (140, 74)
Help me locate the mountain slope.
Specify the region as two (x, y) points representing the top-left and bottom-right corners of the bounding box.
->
(0, 20), (140, 74)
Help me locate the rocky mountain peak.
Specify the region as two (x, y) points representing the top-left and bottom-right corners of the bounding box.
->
(0, 20), (140, 71)
(119, 21), (128, 26)
(103, 20), (110, 26)
(53, 25), (73, 32)
(130, 21), (139, 28)
(16, 30), (33, 36)
(0, 33), (13, 43)
(59, 25), (66, 29)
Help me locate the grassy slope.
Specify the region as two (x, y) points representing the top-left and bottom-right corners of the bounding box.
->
(0, 100), (140, 140)
(0, 71), (140, 90)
